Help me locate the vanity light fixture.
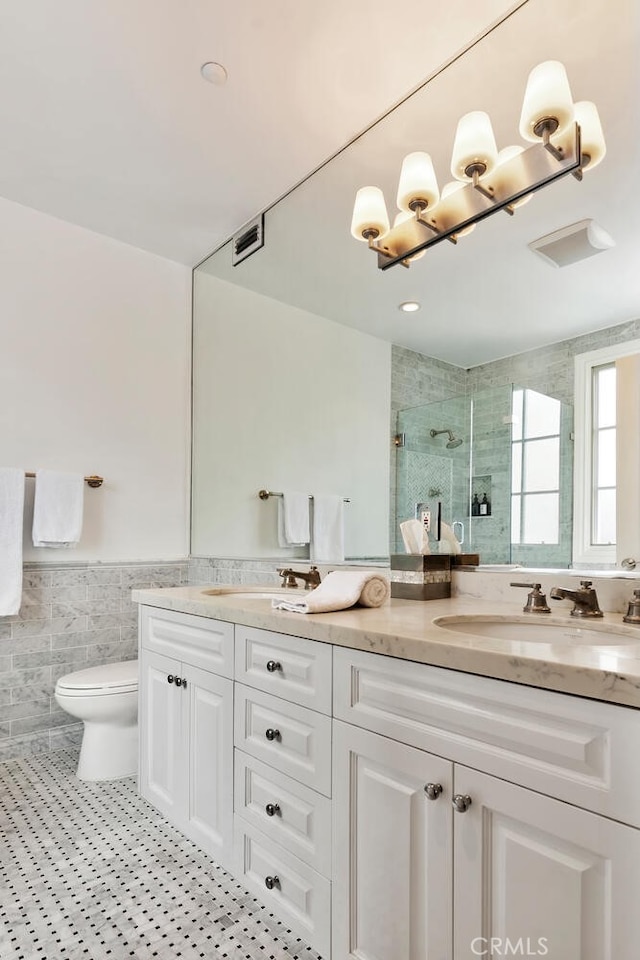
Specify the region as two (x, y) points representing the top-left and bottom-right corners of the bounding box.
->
(350, 60), (606, 270)
(399, 300), (421, 312)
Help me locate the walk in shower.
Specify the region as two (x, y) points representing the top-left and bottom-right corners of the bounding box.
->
(394, 385), (573, 567)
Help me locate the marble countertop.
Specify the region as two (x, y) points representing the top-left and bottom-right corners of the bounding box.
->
(131, 585), (640, 709)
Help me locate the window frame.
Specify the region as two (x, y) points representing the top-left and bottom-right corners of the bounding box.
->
(573, 338), (640, 565)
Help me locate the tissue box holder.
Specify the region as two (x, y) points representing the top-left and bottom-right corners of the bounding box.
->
(390, 555), (451, 601)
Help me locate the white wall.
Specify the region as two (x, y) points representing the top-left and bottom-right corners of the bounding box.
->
(192, 274), (390, 559)
(0, 197), (191, 562)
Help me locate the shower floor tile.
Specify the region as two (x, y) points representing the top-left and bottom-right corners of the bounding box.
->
(0, 751), (322, 960)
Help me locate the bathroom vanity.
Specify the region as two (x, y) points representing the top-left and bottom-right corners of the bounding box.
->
(134, 587), (640, 959)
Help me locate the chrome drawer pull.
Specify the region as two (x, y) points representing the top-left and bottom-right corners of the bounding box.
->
(265, 803), (281, 817)
(265, 875), (280, 890)
(424, 783), (443, 801)
(452, 793), (472, 813)
(266, 660), (282, 673)
(265, 728), (281, 742)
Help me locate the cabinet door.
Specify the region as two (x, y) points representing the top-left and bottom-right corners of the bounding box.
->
(139, 649), (184, 822)
(454, 766), (640, 960)
(333, 720), (453, 960)
(185, 663), (234, 871)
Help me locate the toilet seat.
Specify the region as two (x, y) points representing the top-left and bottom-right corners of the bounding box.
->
(56, 660), (138, 697)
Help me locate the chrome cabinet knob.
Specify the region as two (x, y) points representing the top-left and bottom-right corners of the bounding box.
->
(174, 677), (183, 687)
(167, 675), (174, 684)
(265, 728), (281, 742)
(264, 875), (280, 890)
(265, 803), (281, 817)
(424, 783), (443, 801)
(182, 677), (187, 689)
(266, 660), (282, 673)
(452, 793), (472, 813)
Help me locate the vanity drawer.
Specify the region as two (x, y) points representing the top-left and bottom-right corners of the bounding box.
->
(234, 685), (332, 797)
(234, 749), (331, 876)
(333, 646), (640, 828)
(139, 606), (234, 678)
(235, 625), (332, 714)
(234, 817), (331, 958)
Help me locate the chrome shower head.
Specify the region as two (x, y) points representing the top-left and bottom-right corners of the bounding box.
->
(430, 428), (463, 449)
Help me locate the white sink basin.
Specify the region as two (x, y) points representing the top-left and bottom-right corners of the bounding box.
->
(201, 587), (309, 601)
(433, 615), (640, 648)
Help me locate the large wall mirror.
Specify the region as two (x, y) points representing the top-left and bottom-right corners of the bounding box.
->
(192, 0), (640, 569)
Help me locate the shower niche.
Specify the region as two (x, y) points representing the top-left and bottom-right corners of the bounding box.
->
(393, 385), (573, 567)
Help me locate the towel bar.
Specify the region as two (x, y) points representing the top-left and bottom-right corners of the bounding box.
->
(258, 489), (349, 503)
(25, 473), (104, 488)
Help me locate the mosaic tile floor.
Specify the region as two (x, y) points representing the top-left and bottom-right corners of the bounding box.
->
(0, 751), (322, 960)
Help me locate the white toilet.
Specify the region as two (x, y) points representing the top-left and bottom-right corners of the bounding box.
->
(55, 660), (139, 781)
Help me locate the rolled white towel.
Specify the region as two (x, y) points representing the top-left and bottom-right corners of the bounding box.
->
(272, 570), (390, 614)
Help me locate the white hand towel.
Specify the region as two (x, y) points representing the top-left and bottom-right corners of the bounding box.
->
(272, 570), (390, 614)
(0, 468), (25, 616)
(277, 491), (310, 546)
(32, 470), (84, 548)
(310, 495), (344, 563)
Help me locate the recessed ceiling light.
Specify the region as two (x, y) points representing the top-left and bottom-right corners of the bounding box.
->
(399, 301), (421, 313)
(200, 62), (228, 85)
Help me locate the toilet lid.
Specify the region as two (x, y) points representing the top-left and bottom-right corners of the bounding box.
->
(56, 659), (138, 693)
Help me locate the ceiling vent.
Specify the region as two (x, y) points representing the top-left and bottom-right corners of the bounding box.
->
(528, 218), (615, 268)
(232, 214), (264, 266)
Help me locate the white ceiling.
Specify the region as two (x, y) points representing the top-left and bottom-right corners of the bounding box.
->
(200, 0), (640, 367)
(0, 0), (519, 265)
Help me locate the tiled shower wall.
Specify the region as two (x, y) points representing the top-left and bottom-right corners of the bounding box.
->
(0, 561), (187, 762)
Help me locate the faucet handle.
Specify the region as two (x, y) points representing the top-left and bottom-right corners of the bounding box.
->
(510, 582), (551, 614)
(623, 589), (640, 625)
(580, 579), (594, 589)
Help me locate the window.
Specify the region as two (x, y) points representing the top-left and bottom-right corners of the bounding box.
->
(511, 389), (561, 545)
(591, 363), (616, 546)
(573, 339), (640, 565)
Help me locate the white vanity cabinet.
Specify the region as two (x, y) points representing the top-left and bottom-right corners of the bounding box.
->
(137, 602), (640, 960)
(139, 607), (234, 871)
(333, 646), (640, 960)
(233, 625), (333, 958)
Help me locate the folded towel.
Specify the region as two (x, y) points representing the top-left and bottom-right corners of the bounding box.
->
(277, 491), (310, 546)
(272, 570), (390, 614)
(400, 519), (430, 555)
(32, 470), (84, 547)
(0, 468), (25, 616)
(310, 495), (344, 563)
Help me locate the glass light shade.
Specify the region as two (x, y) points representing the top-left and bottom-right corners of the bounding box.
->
(350, 186), (390, 241)
(574, 101), (606, 170)
(393, 210), (427, 261)
(396, 152), (439, 213)
(440, 181), (475, 237)
(450, 111), (498, 181)
(519, 60), (574, 142)
(494, 146), (532, 208)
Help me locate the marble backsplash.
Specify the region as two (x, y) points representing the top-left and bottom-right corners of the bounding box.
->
(0, 560), (188, 762)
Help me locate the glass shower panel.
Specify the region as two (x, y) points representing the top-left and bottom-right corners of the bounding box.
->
(394, 396), (470, 555)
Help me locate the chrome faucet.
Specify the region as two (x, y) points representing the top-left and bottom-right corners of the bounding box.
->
(549, 580), (603, 618)
(276, 565), (322, 589)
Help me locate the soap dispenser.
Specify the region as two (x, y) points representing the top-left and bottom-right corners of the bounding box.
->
(623, 589), (640, 624)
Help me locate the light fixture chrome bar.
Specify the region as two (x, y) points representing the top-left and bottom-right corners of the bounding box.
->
(375, 124), (582, 270)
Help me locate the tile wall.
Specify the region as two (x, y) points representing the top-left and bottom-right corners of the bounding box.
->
(0, 561), (187, 762)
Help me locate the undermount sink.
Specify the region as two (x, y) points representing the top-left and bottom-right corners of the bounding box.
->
(201, 587), (309, 601)
(433, 614), (640, 648)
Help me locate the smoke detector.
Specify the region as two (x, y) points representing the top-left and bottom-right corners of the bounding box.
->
(528, 219), (615, 268)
